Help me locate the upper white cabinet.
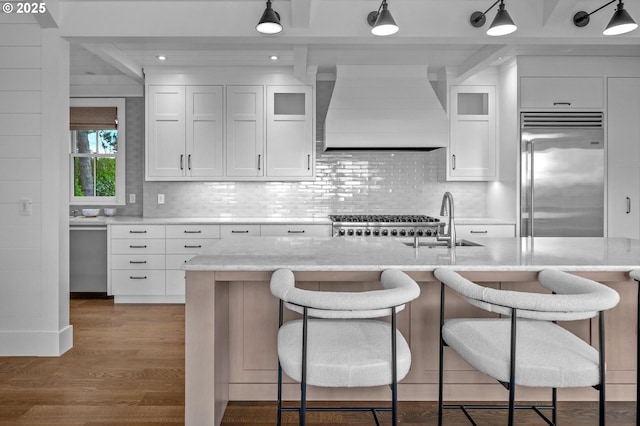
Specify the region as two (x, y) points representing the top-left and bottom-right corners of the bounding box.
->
(607, 77), (640, 239)
(146, 85), (224, 180)
(187, 86), (225, 178)
(226, 85), (265, 178)
(266, 86), (313, 178)
(448, 85), (496, 181)
(147, 82), (314, 181)
(520, 77), (604, 109)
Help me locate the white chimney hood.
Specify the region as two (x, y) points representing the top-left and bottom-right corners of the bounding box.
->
(323, 65), (449, 151)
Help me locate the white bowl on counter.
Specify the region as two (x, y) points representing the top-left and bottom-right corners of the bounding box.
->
(103, 208), (117, 217)
(81, 208), (100, 217)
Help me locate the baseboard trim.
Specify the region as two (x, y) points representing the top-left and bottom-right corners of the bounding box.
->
(0, 325), (74, 356)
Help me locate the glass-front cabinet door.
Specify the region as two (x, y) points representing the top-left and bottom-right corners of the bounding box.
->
(448, 85), (496, 181)
(266, 86), (313, 178)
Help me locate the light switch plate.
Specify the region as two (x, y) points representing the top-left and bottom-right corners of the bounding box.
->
(158, 194), (165, 204)
(129, 193), (136, 204)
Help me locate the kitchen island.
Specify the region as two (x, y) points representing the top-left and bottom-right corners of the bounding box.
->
(183, 237), (640, 426)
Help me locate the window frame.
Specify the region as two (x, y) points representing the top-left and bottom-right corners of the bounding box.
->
(69, 98), (126, 206)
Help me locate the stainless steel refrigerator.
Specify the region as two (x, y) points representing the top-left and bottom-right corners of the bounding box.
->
(520, 112), (604, 237)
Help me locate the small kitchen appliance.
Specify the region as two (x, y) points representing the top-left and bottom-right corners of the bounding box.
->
(330, 214), (444, 238)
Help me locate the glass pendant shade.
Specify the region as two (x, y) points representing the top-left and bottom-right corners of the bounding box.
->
(371, 3), (399, 36)
(603, 4), (638, 35)
(256, 1), (282, 34)
(487, 4), (517, 36)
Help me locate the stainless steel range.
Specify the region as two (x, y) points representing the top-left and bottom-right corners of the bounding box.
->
(329, 214), (444, 238)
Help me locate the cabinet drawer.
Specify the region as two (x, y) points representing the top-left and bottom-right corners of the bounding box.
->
(165, 239), (218, 254)
(166, 224), (220, 239)
(220, 224), (261, 237)
(111, 254), (166, 270)
(110, 225), (165, 239)
(166, 254), (196, 270)
(166, 270), (186, 296)
(260, 224), (332, 237)
(111, 270), (165, 295)
(520, 77), (603, 109)
(111, 239), (165, 254)
(456, 224), (515, 238)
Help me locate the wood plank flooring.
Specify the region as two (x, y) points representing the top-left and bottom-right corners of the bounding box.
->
(0, 299), (636, 425)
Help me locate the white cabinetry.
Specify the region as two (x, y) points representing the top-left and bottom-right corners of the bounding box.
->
(456, 224), (515, 239)
(146, 80), (314, 181)
(260, 224), (331, 237)
(146, 85), (224, 180)
(607, 77), (640, 239)
(266, 86), (313, 178)
(109, 225), (166, 299)
(520, 77), (604, 109)
(220, 224), (261, 237)
(448, 85), (496, 180)
(165, 225), (220, 296)
(226, 86), (265, 178)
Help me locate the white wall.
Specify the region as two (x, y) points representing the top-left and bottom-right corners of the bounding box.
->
(0, 17), (71, 355)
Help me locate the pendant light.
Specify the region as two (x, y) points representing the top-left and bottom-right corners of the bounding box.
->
(256, 0), (282, 35)
(573, 0), (638, 36)
(367, 0), (399, 36)
(470, 0), (517, 36)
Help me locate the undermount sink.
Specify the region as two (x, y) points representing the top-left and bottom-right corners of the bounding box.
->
(402, 239), (483, 248)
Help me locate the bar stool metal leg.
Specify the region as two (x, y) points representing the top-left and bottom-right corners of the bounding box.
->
(300, 307), (308, 426)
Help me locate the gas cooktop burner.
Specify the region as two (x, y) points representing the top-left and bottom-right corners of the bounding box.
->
(329, 214), (444, 237)
(329, 214), (440, 223)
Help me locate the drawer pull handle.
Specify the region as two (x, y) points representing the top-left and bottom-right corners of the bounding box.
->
(288, 230), (305, 234)
(129, 230), (147, 234)
(130, 245), (147, 248)
(130, 276), (147, 280)
(184, 230), (202, 234)
(553, 102), (571, 106)
(129, 260), (147, 264)
(185, 245), (202, 248)
(231, 230), (249, 234)
(470, 230), (488, 234)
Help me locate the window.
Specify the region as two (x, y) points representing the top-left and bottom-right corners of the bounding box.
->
(69, 98), (126, 205)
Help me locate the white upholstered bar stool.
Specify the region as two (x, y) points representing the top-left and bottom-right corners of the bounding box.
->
(270, 268), (421, 426)
(434, 268), (620, 426)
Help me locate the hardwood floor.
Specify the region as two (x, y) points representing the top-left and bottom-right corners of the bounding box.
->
(0, 299), (635, 425)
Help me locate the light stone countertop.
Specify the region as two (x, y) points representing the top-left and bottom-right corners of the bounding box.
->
(183, 236), (640, 272)
(69, 216), (333, 226)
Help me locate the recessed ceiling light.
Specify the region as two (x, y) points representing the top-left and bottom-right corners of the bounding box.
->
(157, 55), (167, 61)
(270, 55), (279, 61)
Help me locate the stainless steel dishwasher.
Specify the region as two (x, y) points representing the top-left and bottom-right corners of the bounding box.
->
(70, 223), (108, 296)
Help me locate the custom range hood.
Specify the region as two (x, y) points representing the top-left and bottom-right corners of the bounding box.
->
(323, 65), (448, 151)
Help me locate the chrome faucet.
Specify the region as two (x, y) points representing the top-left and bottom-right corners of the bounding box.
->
(437, 192), (456, 248)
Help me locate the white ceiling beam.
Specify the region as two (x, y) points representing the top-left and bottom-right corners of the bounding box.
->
(81, 44), (145, 85)
(291, 0), (311, 28)
(542, 0), (561, 26)
(455, 44), (511, 83)
(293, 46), (309, 82)
(35, 0), (59, 28)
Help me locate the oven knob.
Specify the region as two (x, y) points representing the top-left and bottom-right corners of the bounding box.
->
(356, 229), (363, 236)
(339, 229), (345, 236)
(426, 230), (433, 237)
(381, 229), (389, 236)
(408, 230), (415, 236)
(399, 229), (406, 236)
(364, 229), (371, 236)
(347, 229), (354, 236)
(417, 230), (424, 236)
(373, 229), (380, 236)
